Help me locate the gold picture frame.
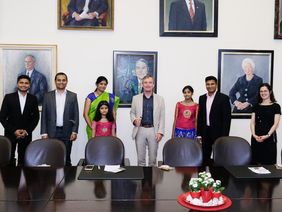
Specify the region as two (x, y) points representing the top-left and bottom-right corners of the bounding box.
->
(0, 44), (57, 106)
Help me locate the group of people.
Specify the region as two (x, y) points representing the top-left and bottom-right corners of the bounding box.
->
(0, 68), (281, 167)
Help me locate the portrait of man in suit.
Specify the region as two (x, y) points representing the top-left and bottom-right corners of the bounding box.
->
(59, 0), (113, 29)
(113, 51), (157, 107)
(169, 0), (207, 31)
(0, 75), (39, 166)
(160, 0), (218, 37)
(18, 55), (48, 105)
(0, 44), (56, 106)
(41, 72), (79, 166)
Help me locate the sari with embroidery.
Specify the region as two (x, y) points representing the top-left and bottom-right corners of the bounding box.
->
(86, 91), (119, 139)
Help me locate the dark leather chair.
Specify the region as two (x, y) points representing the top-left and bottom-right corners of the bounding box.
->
(24, 139), (66, 167)
(85, 136), (124, 165)
(0, 136), (11, 166)
(162, 138), (203, 167)
(213, 136), (251, 166)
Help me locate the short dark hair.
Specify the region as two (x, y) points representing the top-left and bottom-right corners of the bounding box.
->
(55, 72), (68, 81)
(96, 76), (108, 85)
(257, 83), (276, 103)
(205, 76), (217, 83)
(17, 75), (30, 83)
(182, 85), (194, 93)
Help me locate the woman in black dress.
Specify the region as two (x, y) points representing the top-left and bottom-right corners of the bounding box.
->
(250, 83), (281, 164)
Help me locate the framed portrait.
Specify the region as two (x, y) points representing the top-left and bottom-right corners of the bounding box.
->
(160, 0), (218, 37)
(58, 0), (114, 30)
(274, 0), (282, 39)
(0, 44), (57, 106)
(218, 49), (274, 119)
(113, 51), (158, 107)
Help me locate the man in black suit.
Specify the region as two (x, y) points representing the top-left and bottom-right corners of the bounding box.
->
(197, 76), (231, 166)
(169, 0), (207, 31)
(0, 75), (39, 166)
(41, 72), (79, 166)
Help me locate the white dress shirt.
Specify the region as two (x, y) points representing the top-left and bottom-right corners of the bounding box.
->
(26, 69), (34, 78)
(55, 90), (67, 127)
(206, 91), (217, 126)
(185, 0), (195, 12)
(18, 91), (27, 114)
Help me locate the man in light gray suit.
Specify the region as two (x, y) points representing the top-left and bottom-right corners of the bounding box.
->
(130, 75), (165, 166)
(41, 72), (79, 166)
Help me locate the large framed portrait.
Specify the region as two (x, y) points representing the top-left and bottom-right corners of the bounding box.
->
(113, 51), (158, 107)
(218, 49), (274, 119)
(58, 0), (114, 30)
(160, 0), (218, 37)
(0, 44), (57, 105)
(274, 0), (282, 39)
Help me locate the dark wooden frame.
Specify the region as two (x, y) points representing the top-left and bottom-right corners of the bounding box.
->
(218, 49), (274, 119)
(113, 51), (158, 107)
(160, 0), (218, 37)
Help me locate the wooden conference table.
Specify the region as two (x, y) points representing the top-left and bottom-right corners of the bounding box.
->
(1, 166), (282, 212)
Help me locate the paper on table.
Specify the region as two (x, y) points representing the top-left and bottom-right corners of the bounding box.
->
(104, 165), (125, 173)
(248, 167), (271, 174)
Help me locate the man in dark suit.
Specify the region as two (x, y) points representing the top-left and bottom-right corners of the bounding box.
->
(197, 76), (231, 166)
(0, 75), (39, 166)
(64, 0), (108, 26)
(169, 0), (207, 31)
(41, 72), (79, 166)
(18, 55), (48, 105)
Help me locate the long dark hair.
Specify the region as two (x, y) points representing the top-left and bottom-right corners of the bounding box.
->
(257, 83), (276, 103)
(94, 101), (114, 122)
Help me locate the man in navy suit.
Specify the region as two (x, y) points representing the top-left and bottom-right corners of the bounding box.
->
(169, 0), (207, 31)
(65, 0), (108, 26)
(197, 76), (231, 166)
(0, 75), (39, 166)
(18, 55), (48, 105)
(41, 72), (79, 166)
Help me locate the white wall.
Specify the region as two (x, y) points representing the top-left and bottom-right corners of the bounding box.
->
(0, 0), (281, 165)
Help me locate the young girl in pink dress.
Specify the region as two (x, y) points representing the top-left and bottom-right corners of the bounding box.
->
(172, 85), (198, 139)
(92, 101), (116, 137)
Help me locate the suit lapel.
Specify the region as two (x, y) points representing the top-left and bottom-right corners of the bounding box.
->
(51, 91), (57, 119)
(14, 92), (22, 115)
(210, 92), (219, 115)
(64, 91), (70, 120)
(139, 94), (143, 118)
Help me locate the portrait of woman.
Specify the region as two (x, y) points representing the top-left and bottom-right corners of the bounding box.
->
(229, 58), (263, 113)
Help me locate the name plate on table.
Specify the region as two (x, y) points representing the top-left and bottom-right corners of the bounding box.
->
(78, 166), (144, 180)
(225, 165), (282, 179)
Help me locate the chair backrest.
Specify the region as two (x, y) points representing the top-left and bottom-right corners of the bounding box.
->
(0, 136), (11, 166)
(213, 136), (251, 166)
(85, 136), (124, 165)
(163, 138), (203, 167)
(24, 139), (66, 167)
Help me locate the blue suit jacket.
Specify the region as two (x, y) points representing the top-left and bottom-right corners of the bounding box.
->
(19, 69), (48, 105)
(169, 0), (207, 31)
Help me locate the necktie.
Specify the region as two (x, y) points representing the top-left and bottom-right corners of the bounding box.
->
(26, 71), (30, 77)
(189, 0), (195, 22)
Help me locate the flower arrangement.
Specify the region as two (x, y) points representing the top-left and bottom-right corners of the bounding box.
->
(187, 171), (225, 206)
